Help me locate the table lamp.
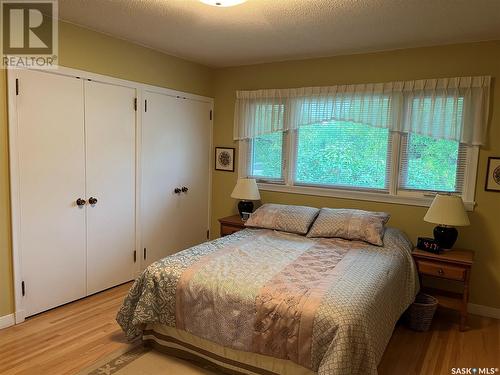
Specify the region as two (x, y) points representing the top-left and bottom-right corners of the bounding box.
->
(423, 194), (470, 249)
(231, 178), (260, 219)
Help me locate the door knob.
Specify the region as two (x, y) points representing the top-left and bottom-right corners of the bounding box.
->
(89, 197), (98, 205)
(181, 186), (188, 193)
(174, 188), (181, 194)
(76, 198), (86, 207)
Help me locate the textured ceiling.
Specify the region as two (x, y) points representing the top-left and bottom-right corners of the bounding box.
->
(59, 0), (500, 67)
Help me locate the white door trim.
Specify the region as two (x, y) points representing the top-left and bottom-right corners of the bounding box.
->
(7, 69), (26, 324)
(7, 65), (213, 323)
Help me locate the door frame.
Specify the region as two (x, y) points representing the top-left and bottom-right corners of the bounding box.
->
(7, 66), (214, 323)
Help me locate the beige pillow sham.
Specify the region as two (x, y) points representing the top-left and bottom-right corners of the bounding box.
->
(244, 203), (320, 235)
(306, 208), (390, 246)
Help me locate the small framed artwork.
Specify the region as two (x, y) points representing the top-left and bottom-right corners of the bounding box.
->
(485, 157), (500, 192)
(215, 147), (235, 172)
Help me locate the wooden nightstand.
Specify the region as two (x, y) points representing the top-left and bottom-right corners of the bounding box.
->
(412, 248), (474, 331)
(218, 214), (246, 237)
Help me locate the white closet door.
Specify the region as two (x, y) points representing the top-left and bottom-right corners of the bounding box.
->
(175, 99), (211, 251)
(85, 81), (136, 294)
(16, 70), (86, 316)
(141, 92), (211, 267)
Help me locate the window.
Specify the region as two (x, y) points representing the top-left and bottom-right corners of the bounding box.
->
(236, 76), (489, 209)
(241, 102), (477, 207)
(248, 131), (284, 182)
(241, 100), (477, 207)
(399, 133), (467, 193)
(295, 120), (391, 190)
(398, 96), (467, 193)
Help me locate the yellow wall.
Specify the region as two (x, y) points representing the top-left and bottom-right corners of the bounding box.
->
(0, 21), (214, 317)
(211, 41), (500, 309)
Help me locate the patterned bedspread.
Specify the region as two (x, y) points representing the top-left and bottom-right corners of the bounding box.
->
(117, 228), (418, 375)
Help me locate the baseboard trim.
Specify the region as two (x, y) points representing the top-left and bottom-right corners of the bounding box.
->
(0, 313), (15, 330)
(468, 303), (500, 319)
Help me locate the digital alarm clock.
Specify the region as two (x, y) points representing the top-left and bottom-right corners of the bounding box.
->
(417, 237), (441, 254)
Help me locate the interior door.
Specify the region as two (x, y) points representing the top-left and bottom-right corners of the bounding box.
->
(16, 70), (86, 316)
(141, 92), (211, 267)
(85, 80), (136, 294)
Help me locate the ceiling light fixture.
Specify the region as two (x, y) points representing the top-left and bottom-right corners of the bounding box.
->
(199, 0), (247, 7)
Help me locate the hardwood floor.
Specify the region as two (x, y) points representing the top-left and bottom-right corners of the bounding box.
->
(379, 309), (499, 375)
(0, 282), (498, 375)
(0, 283), (132, 375)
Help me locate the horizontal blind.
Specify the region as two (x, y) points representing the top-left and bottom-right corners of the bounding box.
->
(294, 120), (392, 191)
(247, 131), (285, 183)
(398, 132), (468, 193)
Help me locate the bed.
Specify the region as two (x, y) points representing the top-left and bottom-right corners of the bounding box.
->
(117, 217), (418, 375)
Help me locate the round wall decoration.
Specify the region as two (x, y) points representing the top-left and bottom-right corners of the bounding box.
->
(218, 151), (231, 167)
(215, 147), (235, 172)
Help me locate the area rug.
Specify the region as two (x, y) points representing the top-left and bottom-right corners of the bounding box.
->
(78, 344), (218, 375)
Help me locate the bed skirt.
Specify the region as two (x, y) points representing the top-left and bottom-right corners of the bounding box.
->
(143, 324), (315, 375)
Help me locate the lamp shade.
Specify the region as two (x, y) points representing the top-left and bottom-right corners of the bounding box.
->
(231, 178), (260, 200)
(424, 194), (470, 227)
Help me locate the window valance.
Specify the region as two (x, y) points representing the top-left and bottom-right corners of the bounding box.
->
(233, 76), (491, 146)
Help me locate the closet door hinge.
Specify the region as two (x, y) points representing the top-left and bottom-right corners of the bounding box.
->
(15, 79), (19, 95)
(21, 281), (25, 296)
(134, 98), (137, 111)
(209, 110), (212, 121)
(133, 250), (137, 263)
(144, 99), (148, 113)
(143, 248), (147, 260)
(206, 230), (210, 239)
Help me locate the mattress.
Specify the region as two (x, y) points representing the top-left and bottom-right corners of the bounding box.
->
(117, 228), (418, 375)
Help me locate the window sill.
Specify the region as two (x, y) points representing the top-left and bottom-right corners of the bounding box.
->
(257, 183), (475, 211)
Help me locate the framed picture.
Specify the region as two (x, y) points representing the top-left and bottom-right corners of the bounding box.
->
(485, 157), (500, 192)
(215, 147), (235, 172)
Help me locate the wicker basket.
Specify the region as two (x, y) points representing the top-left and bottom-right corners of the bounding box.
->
(404, 293), (438, 331)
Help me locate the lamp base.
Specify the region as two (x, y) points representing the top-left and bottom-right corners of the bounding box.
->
(238, 200), (254, 219)
(433, 226), (458, 249)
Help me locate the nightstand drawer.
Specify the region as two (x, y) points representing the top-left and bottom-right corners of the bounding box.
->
(416, 260), (466, 281)
(221, 225), (244, 236)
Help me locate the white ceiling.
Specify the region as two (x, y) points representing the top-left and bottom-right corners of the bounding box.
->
(59, 0), (500, 67)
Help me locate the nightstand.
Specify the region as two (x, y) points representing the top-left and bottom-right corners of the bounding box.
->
(218, 214), (246, 237)
(412, 248), (474, 331)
